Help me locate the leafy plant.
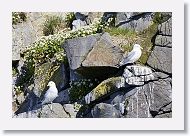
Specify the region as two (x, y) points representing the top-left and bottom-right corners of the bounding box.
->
(64, 12), (76, 28)
(43, 15), (65, 36)
(153, 12), (171, 24)
(12, 12), (27, 25)
(69, 78), (100, 102)
(18, 16), (114, 90)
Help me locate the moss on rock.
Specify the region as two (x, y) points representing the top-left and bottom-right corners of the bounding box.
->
(85, 77), (125, 104)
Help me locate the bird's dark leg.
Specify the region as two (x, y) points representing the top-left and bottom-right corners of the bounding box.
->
(48, 102), (56, 114)
(50, 102), (53, 111)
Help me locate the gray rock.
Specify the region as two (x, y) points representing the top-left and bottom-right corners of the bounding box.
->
(14, 92), (39, 115)
(50, 63), (69, 91)
(124, 85), (152, 118)
(147, 46), (172, 74)
(74, 12), (88, 20)
(155, 112), (172, 118)
(13, 110), (39, 118)
(63, 104), (79, 118)
(158, 18), (172, 36)
(54, 89), (70, 104)
(125, 77), (171, 118)
(155, 35), (172, 47)
(86, 12), (104, 24)
(15, 103), (70, 118)
(123, 65), (154, 86)
(63, 33), (123, 79)
(149, 78), (172, 113)
(82, 32), (123, 68)
(12, 22), (39, 54)
(91, 103), (121, 118)
(12, 45), (20, 61)
(72, 19), (87, 30)
(116, 12), (154, 32)
(153, 72), (170, 80)
(63, 33), (100, 70)
(40, 103), (69, 118)
(115, 12), (141, 25)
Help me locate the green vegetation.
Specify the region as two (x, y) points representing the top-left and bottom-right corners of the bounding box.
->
(105, 27), (137, 38)
(105, 22), (158, 65)
(14, 86), (23, 95)
(153, 12), (171, 24)
(93, 77), (124, 100)
(64, 12), (76, 28)
(69, 79), (100, 102)
(43, 15), (65, 36)
(12, 67), (18, 76)
(138, 23), (158, 64)
(15, 16), (113, 92)
(24, 16), (113, 65)
(12, 12), (27, 25)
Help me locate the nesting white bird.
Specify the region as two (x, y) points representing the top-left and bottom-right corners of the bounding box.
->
(41, 81), (58, 106)
(120, 44), (143, 65)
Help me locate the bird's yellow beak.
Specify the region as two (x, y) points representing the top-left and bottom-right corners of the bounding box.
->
(140, 47), (143, 49)
(47, 83), (51, 87)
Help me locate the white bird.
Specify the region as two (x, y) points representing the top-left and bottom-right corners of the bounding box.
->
(41, 81), (58, 107)
(120, 44), (143, 65)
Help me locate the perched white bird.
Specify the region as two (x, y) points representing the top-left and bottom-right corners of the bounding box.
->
(120, 44), (143, 65)
(41, 81), (58, 105)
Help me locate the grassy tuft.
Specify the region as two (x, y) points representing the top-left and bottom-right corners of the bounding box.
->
(12, 12), (27, 25)
(43, 15), (65, 36)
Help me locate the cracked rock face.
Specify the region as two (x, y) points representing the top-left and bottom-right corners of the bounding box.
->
(115, 12), (154, 32)
(147, 17), (172, 74)
(123, 65), (154, 86)
(147, 46), (172, 74)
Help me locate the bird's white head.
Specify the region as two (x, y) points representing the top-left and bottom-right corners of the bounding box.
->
(133, 44), (143, 49)
(47, 81), (56, 87)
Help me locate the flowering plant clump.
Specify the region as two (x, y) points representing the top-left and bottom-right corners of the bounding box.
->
(64, 12), (76, 28)
(12, 12), (27, 25)
(24, 17), (114, 66)
(69, 78), (100, 102)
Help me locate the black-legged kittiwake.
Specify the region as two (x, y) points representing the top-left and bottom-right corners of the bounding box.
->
(41, 81), (58, 106)
(120, 44), (143, 65)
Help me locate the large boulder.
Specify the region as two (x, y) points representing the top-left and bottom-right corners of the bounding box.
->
(63, 33), (123, 79)
(15, 103), (70, 118)
(106, 77), (172, 118)
(63, 34), (100, 70)
(147, 46), (172, 74)
(115, 12), (154, 32)
(149, 78), (172, 117)
(158, 18), (172, 36)
(91, 103), (121, 118)
(85, 77), (125, 104)
(40, 103), (69, 118)
(123, 65), (154, 86)
(155, 35), (172, 47)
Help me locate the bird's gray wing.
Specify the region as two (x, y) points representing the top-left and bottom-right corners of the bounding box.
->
(122, 50), (136, 64)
